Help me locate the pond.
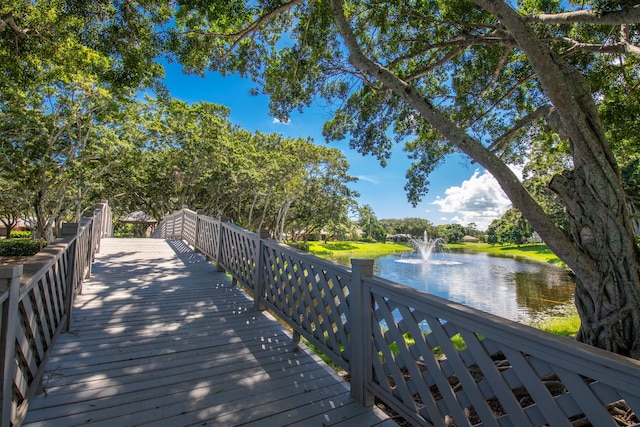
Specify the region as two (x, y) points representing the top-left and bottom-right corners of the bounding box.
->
(324, 250), (576, 323)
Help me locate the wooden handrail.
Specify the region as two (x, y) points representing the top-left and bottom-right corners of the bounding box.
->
(0, 201), (112, 427)
(155, 207), (640, 426)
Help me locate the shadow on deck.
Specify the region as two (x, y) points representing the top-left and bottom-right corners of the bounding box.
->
(22, 238), (395, 427)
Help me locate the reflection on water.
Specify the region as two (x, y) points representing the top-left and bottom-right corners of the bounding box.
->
(326, 250), (575, 322)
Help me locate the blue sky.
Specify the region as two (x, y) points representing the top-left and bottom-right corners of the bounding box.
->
(162, 63), (513, 230)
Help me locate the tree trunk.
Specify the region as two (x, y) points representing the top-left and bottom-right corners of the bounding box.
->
(474, 0), (640, 359)
(329, 0), (640, 358)
(34, 190), (47, 242)
(550, 168), (640, 358)
(0, 217), (17, 239)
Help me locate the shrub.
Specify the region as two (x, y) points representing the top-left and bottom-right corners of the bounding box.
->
(114, 222), (134, 238)
(10, 230), (32, 239)
(359, 237), (377, 243)
(290, 241), (309, 252)
(0, 239), (44, 256)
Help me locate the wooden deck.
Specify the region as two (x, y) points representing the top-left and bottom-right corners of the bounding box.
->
(22, 239), (396, 427)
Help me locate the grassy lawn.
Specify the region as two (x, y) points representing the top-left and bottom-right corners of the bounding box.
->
(309, 239), (566, 267)
(307, 240), (412, 255)
(446, 242), (566, 267)
(532, 315), (581, 338)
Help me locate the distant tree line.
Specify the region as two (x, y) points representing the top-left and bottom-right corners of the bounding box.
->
(0, 94), (359, 241)
(353, 206), (482, 244)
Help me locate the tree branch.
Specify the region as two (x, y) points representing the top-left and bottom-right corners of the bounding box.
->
(401, 47), (465, 83)
(525, 5), (640, 25)
(559, 36), (640, 57)
(329, 0), (576, 266)
(183, 0), (305, 60)
(488, 47), (511, 88)
(1, 13), (28, 36)
(388, 31), (515, 68)
(621, 24), (640, 56)
(488, 104), (553, 154)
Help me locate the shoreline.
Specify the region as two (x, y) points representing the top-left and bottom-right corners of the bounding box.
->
(306, 239), (578, 337)
(445, 242), (566, 267)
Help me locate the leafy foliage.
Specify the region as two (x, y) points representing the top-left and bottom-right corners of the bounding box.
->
(487, 208), (534, 245)
(9, 230), (32, 239)
(164, 0), (640, 356)
(0, 239), (44, 257)
(381, 217), (438, 238)
(93, 98), (359, 239)
(438, 223), (467, 243)
(357, 205), (387, 241)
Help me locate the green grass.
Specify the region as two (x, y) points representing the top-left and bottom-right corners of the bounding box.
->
(301, 337), (343, 370)
(531, 314), (581, 338)
(446, 242), (566, 267)
(308, 240), (566, 266)
(308, 240), (412, 255)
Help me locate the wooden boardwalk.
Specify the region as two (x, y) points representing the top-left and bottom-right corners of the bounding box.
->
(22, 239), (395, 427)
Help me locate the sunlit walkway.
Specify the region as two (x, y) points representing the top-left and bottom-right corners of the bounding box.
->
(22, 238), (395, 426)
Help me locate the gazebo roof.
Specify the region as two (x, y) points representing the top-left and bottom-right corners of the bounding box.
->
(119, 211), (157, 224)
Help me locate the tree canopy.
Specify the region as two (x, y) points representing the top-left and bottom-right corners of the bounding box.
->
(166, 0), (640, 358)
(4, 0), (640, 358)
(0, 1), (358, 242)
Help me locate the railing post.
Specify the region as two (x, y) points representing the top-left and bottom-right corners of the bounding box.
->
(1, 265), (22, 427)
(169, 213), (173, 239)
(61, 223), (80, 333)
(181, 206), (190, 242)
(350, 259), (375, 407)
(96, 199), (112, 238)
(83, 210), (96, 279)
(93, 201), (105, 253)
(253, 229), (269, 311)
(179, 209), (185, 241)
(215, 217), (226, 272)
(194, 210), (204, 252)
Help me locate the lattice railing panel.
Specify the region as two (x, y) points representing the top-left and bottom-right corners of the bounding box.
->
(1, 205), (109, 426)
(195, 217), (219, 261)
(182, 210), (197, 246)
(166, 214), (182, 239)
(151, 208), (640, 426)
(218, 224), (257, 289)
(261, 242), (351, 370)
(154, 212), (184, 240)
(365, 276), (640, 427)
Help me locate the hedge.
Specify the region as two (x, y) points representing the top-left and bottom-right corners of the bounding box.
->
(0, 239), (44, 257)
(10, 230), (32, 239)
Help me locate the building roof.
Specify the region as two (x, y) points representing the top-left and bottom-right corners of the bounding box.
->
(119, 211), (157, 224)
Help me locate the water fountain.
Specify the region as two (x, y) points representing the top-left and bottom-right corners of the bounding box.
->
(324, 230), (576, 321)
(409, 231), (444, 261)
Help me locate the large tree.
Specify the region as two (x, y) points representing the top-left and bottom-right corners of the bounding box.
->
(97, 98), (358, 235)
(1, 0), (169, 240)
(169, 1), (640, 358)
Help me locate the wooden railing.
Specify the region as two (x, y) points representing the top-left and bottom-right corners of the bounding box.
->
(156, 208), (640, 427)
(0, 201), (112, 427)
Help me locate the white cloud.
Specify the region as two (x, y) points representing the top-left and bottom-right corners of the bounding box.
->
(272, 117), (290, 124)
(357, 175), (380, 184)
(432, 169), (513, 230)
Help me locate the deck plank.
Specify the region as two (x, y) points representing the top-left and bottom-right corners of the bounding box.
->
(22, 239), (394, 427)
